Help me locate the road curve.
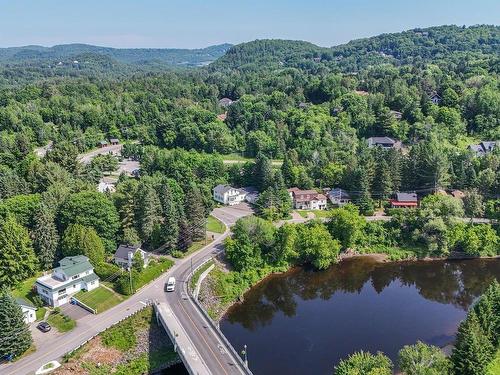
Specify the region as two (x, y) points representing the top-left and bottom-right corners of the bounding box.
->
(164, 204), (254, 375)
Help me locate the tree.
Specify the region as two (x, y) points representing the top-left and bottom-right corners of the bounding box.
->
(463, 190), (484, 222)
(158, 184), (180, 252)
(328, 204), (366, 249)
(373, 158), (393, 202)
(0, 215), (37, 288)
(296, 222), (340, 270)
(59, 191), (119, 252)
(135, 184), (162, 244)
(254, 153), (274, 192)
(461, 224), (498, 257)
(32, 204), (59, 269)
(335, 351), (393, 375)
(61, 224), (105, 265)
(177, 215), (192, 252)
(420, 194), (464, 218)
(451, 310), (494, 375)
(472, 281), (500, 348)
(0, 289), (32, 359)
(132, 250), (144, 273)
(46, 141), (79, 172)
(185, 184), (206, 241)
(398, 341), (450, 375)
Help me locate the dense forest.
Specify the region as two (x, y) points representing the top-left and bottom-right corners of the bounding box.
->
(0, 24), (498, 290)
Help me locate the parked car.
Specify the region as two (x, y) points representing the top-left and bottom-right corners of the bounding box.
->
(165, 277), (176, 292)
(37, 321), (51, 333)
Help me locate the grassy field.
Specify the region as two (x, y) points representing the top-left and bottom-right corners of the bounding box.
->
(134, 258), (174, 290)
(47, 311), (76, 332)
(487, 350), (500, 375)
(206, 215), (225, 233)
(62, 307), (179, 374)
(74, 286), (124, 313)
(296, 210), (332, 219)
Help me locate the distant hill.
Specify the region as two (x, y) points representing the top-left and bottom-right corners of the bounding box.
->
(0, 43), (232, 66)
(0, 43), (232, 86)
(210, 25), (500, 73)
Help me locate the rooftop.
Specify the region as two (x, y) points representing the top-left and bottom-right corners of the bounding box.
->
(115, 244), (142, 260)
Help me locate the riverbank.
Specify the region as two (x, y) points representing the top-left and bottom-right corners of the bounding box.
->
(199, 250), (500, 322)
(52, 307), (181, 375)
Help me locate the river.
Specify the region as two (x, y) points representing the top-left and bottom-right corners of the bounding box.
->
(220, 257), (500, 374)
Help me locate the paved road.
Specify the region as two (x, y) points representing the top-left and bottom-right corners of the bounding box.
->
(1, 204), (253, 375)
(163, 204), (253, 375)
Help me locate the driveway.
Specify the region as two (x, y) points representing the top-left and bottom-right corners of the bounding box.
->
(60, 303), (92, 321)
(78, 144), (123, 164)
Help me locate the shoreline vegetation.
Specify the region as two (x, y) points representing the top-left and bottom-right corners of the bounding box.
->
(200, 251), (500, 322)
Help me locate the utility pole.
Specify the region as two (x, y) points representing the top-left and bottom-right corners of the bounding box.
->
(128, 266), (133, 295)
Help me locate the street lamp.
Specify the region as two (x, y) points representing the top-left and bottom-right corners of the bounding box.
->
(242, 344), (248, 367)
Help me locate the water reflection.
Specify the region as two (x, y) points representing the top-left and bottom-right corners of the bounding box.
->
(221, 257), (500, 375)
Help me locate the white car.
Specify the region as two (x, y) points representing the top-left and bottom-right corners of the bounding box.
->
(166, 277), (176, 292)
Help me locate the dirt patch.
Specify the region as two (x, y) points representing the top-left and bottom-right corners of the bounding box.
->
(54, 336), (122, 375)
(339, 251), (389, 263)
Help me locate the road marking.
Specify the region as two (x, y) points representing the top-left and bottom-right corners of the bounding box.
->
(139, 301), (147, 306)
(177, 300), (230, 375)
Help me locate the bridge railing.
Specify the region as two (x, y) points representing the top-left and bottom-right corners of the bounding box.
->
(186, 257), (253, 375)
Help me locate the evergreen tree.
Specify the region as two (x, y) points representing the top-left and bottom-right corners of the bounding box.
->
(353, 167), (374, 215)
(32, 204), (59, 269)
(185, 184), (206, 241)
(177, 214), (193, 252)
(0, 215), (37, 288)
(158, 184), (180, 252)
(115, 179), (138, 240)
(0, 289), (33, 359)
(132, 250), (144, 273)
(472, 280), (500, 347)
(374, 158), (393, 202)
(451, 310), (494, 375)
(136, 184), (162, 243)
(463, 189), (485, 222)
(254, 153), (274, 191)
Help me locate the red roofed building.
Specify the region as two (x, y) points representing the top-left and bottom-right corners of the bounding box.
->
(390, 192), (418, 208)
(288, 188), (327, 210)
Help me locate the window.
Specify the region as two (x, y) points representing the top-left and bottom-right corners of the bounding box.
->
(58, 288), (66, 295)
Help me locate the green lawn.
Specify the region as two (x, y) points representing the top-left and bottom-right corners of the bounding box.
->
(487, 350), (500, 375)
(297, 210), (332, 219)
(134, 258), (174, 290)
(36, 307), (47, 321)
(190, 260), (214, 289)
(47, 311), (76, 332)
(11, 273), (42, 305)
(74, 286), (124, 314)
(206, 215), (225, 233)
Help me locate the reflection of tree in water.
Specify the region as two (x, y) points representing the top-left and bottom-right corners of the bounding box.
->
(225, 258), (500, 330)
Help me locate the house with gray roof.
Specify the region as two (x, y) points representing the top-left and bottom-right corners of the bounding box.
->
(367, 137), (402, 149)
(218, 97), (234, 108)
(114, 244), (149, 269)
(469, 141), (497, 157)
(328, 188), (351, 206)
(35, 255), (99, 307)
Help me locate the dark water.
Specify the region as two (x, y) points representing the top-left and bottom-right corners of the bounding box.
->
(220, 257), (500, 375)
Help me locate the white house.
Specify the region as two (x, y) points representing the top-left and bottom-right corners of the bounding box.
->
(97, 178), (117, 193)
(328, 188), (351, 206)
(16, 298), (37, 324)
(213, 184), (247, 206)
(35, 256), (100, 307)
(114, 244), (149, 269)
(288, 188), (328, 210)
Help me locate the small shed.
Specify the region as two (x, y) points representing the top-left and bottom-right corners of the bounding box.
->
(16, 298), (37, 324)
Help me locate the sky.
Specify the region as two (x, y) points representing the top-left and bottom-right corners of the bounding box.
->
(0, 0), (499, 49)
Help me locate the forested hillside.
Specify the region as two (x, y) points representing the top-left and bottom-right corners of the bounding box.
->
(0, 24), (498, 302)
(0, 43), (231, 86)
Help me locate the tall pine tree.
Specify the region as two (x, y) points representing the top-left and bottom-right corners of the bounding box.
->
(158, 184), (179, 252)
(451, 310), (494, 375)
(185, 184), (206, 241)
(254, 153), (274, 192)
(32, 204), (59, 270)
(135, 183), (162, 243)
(0, 289), (33, 358)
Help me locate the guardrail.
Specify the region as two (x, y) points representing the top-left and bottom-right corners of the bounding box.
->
(186, 257), (253, 375)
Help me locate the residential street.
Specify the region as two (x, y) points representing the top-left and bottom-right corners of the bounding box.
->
(1, 204), (253, 375)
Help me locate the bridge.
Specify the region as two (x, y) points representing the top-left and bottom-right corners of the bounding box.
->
(156, 204), (253, 375)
